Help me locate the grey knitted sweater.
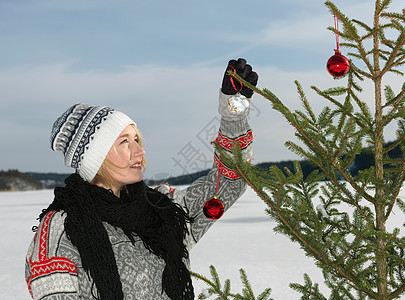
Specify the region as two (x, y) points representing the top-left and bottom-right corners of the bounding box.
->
(25, 91), (253, 299)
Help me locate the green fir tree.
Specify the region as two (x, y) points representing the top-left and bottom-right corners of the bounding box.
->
(191, 266), (273, 300)
(203, 1), (405, 299)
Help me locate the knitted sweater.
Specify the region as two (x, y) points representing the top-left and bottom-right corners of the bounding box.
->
(25, 91), (253, 299)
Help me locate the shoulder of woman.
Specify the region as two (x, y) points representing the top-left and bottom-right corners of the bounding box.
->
(28, 210), (70, 263)
(36, 210), (67, 244)
(40, 209), (67, 225)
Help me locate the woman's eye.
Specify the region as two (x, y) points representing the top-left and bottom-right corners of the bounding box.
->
(120, 139), (128, 144)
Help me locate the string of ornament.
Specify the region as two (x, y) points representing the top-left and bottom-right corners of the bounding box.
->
(203, 155), (225, 220)
(326, 10), (350, 77)
(203, 66), (249, 220)
(227, 65), (250, 115)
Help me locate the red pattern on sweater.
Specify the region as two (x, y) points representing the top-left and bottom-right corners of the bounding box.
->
(214, 155), (240, 180)
(27, 211), (78, 298)
(215, 130), (253, 151)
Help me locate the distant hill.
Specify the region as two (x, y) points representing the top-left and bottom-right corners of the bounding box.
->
(0, 170), (43, 191)
(149, 140), (403, 185)
(25, 172), (72, 189)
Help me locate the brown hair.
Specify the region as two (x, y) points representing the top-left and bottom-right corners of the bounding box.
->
(91, 124), (146, 190)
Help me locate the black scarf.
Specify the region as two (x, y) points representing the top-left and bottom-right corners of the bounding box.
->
(38, 173), (194, 300)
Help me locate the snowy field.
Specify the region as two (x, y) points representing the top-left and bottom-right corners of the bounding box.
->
(1, 185), (403, 299)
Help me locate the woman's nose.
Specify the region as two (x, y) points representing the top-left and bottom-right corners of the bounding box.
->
(131, 141), (145, 156)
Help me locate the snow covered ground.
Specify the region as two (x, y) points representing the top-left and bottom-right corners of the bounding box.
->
(1, 185), (403, 299)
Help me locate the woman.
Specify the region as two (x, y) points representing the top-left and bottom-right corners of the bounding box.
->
(25, 58), (258, 299)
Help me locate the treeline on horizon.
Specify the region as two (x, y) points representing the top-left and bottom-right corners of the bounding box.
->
(0, 169), (43, 191)
(151, 140), (404, 185)
(0, 140), (403, 191)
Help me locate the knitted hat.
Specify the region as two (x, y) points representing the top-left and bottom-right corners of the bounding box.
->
(50, 104), (136, 182)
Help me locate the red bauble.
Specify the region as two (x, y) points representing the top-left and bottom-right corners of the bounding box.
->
(203, 195), (225, 220)
(326, 50), (350, 77)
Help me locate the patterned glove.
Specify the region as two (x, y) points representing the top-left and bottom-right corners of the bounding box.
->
(221, 58), (258, 98)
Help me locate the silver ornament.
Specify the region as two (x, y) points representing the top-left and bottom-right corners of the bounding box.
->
(227, 93), (249, 115)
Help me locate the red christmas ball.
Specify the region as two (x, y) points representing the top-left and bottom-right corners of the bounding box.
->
(326, 51), (350, 77)
(203, 195), (225, 220)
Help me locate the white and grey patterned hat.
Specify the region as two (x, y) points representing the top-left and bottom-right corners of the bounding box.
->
(50, 104), (135, 182)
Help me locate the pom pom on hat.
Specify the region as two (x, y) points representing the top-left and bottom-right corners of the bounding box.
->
(50, 104), (135, 182)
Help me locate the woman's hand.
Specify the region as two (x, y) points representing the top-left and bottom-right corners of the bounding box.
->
(221, 58), (258, 98)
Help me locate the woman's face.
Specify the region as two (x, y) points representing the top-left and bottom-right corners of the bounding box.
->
(105, 125), (145, 194)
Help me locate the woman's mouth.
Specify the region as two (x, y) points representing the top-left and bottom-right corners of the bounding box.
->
(130, 163), (141, 168)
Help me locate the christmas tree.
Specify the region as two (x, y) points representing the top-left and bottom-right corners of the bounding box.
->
(194, 1), (405, 299)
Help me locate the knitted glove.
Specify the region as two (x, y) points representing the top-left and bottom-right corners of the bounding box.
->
(221, 58), (258, 98)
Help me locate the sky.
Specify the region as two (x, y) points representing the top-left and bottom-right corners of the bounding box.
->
(0, 0), (404, 180)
